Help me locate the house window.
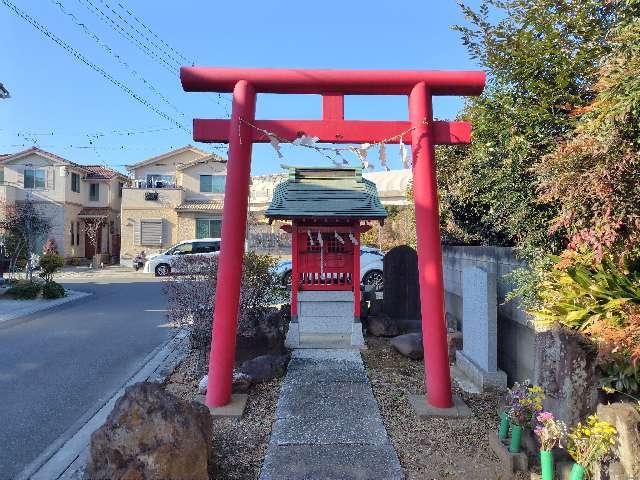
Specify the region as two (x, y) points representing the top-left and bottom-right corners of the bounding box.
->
(196, 218), (222, 239)
(0, 167), (4, 184)
(24, 168), (45, 189)
(71, 172), (80, 193)
(76, 222), (80, 246)
(118, 182), (124, 197)
(139, 219), (163, 246)
(89, 183), (99, 201)
(199, 175), (225, 193)
(146, 174), (174, 188)
(70, 223), (74, 246)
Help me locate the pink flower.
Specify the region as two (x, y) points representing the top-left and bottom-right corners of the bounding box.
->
(537, 411), (554, 422)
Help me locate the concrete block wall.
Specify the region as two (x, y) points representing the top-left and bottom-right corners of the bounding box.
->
(442, 246), (535, 384)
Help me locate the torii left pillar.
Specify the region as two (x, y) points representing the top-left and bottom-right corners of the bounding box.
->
(205, 80), (256, 406)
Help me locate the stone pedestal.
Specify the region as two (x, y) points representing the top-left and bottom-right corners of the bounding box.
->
(285, 291), (364, 349)
(453, 266), (507, 391)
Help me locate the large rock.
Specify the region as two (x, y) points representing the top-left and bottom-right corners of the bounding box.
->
(390, 333), (423, 360)
(236, 308), (287, 361)
(596, 402), (640, 478)
(533, 324), (599, 426)
(84, 382), (212, 480)
(238, 353), (290, 383)
(367, 314), (400, 337)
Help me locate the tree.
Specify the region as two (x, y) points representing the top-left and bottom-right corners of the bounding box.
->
(0, 199), (51, 281)
(438, 0), (617, 260)
(536, 0), (640, 260)
(84, 216), (107, 267)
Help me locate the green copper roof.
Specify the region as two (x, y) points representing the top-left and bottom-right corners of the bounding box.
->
(265, 166), (388, 220)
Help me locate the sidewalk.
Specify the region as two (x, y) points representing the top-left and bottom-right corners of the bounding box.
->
(0, 289), (90, 324)
(16, 329), (189, 480)
(259, 349), (403, 480)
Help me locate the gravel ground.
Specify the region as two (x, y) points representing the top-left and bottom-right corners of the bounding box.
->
(362, 336), (526, 480)
(165, 349), (283, 480)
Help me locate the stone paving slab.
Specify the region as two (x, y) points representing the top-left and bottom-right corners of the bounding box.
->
(260, 444), (404, 480)
(259, 348), (403, 479)
(286, 359), (369, 384)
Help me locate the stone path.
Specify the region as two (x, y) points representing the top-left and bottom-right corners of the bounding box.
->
(259, 349), (403, 480)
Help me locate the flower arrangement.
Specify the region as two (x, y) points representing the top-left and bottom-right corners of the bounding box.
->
(567, 415), (617, 469)
(507, 381), (545, 427)
(534, 411), (567, 451)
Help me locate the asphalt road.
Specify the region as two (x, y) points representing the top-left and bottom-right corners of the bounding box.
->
(0, 276), (173, 480)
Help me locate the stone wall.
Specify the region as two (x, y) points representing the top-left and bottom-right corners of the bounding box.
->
(442, 246), (535, 384)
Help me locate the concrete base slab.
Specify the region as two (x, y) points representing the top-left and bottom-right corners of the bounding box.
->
(408, 394), (472, 418)
(451, 364), (481, 394)
(488, 431), (528, 473)
(456, 350), (508, 391)
(195, 393), (248, 418)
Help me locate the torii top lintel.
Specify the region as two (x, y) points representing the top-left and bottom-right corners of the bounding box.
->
(180, 66), (486, 145)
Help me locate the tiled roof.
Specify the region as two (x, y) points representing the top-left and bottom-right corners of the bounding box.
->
(83, 165), (121, 179)
(175, 200), (224, 212)
(265, 166), (387, 221)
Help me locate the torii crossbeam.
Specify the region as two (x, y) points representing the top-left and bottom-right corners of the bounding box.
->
(181, 67), (485, 410)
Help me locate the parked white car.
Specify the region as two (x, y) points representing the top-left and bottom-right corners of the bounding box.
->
(273, 245), (385, 291)
(144, 238), (221, 276)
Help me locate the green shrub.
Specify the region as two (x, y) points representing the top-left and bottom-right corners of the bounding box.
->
(39, 253), (64, 282)
(42, 281), (66, 299)
(7, 281), (42, 300)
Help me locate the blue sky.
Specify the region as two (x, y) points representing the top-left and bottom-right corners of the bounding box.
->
(1, 0), (484, 175)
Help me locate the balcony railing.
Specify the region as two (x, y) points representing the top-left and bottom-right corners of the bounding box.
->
(129, 179), (181, 189)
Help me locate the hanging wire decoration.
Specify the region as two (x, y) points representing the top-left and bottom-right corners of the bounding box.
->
(239, 118), (428, 170)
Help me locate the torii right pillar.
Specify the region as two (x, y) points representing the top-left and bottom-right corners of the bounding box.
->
(410, 82), (452, 409)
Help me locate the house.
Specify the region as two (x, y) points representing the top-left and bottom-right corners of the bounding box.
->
(0, 147), (127, 261)
(120, 145), (226, 261)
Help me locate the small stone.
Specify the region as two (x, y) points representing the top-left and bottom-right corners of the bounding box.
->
(367, 314), (400, 337)
(447, 331), (463, 363)
(390, 333), (423, 360)
(84, 382), (212, 480)
(232, 371), (253, 393)
(198, 374), (208, 394)
(239, 353), (290, 383)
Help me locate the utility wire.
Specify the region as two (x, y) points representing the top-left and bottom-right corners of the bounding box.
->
(98, 0), (184, 68)
(1, 0), (189, 131)
(50, 0), (185, 116)
(115, 0), (192, 65)
(77, 0), (177, 74)
(0, 126), (180, 137)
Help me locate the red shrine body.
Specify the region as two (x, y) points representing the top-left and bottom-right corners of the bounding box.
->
(180, 66), (486, 410)
(285, 221), (366, 317)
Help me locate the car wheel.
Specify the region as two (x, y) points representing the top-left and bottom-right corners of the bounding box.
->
(155, 264), (171, 277)
(282, 270), (292, 287)
(362, 269), (384, 292)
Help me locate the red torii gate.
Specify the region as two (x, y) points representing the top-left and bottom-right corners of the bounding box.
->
(180, 67), (485, 410)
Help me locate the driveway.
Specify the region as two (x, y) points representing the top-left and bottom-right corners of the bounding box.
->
(0, 275), (173, 479)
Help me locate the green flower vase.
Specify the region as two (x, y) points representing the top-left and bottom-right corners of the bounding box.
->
(508, 424), (523, 453)
(498, 411), (510, 440)
(569, 463), (585, 480)
(540, 450), (554, 480)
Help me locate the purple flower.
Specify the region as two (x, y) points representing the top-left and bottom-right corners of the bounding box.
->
(537, 411), (554, 422)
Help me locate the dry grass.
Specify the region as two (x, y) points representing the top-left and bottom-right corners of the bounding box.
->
(363, 336), (526, 480)
(165, 349), (282, 480)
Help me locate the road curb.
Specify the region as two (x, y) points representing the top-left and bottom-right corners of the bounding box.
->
(15, 328), (190, 480)
(0, 290), (91, 325)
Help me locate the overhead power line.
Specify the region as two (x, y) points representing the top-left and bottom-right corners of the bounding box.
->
(115, 1), (192, 65)
(1, 0), (189, 131)
(77, 0), (178, 74)
(50, 0), (185, 116)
